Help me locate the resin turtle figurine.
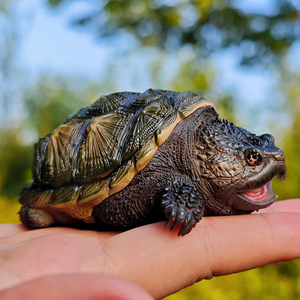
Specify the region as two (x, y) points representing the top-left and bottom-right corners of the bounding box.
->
(19, 89), (286, 236)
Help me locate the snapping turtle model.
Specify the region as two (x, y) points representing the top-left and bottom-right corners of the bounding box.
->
(19, 89), (286, 236)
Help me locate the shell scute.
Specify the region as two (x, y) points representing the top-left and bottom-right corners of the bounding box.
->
(74, 107), (134, 182)
(89, 93), (127, 114)
(49, 185), (81, 205)
(109, 159), (136, 192)
(177, 91), (214, 117)
(127, 88), (170, 110)
(79, 177), (110, 204)
(40, 118), (91, 187)
(123, 98), (174, 160)
(20, 184), (54, 208)
(32, 133), (51, 183)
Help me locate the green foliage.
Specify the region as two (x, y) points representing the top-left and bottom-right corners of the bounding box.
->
(23, 76), (94, 136)
(272, 70), (300, 200)
(0, 130), (33, 198)
(274, 111), (300, 200)
(170, 57), (237, 123)
(47, 0), (300, 66)
(172, 59), (212, 93)
(0, 0), (15, 14)
(47, 0), (64, 6)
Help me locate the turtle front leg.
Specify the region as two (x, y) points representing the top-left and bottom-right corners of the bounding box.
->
(161, 177), (205, 236)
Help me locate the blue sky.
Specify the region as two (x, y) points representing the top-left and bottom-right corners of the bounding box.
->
(18, 0), (111, 79)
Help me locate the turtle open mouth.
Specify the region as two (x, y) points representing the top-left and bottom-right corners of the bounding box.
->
(232, 161), (286, 211)
(238, 181), (276, 205)
(242, 182), (271, 202)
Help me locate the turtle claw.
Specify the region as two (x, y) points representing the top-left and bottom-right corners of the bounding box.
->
(165, 218), (172, 227)
(161, 178), (204, 236)
(178, 224), (193, 236)
(170, 219), (180, 231)
(178, 224), (187, 236)
(165, 219), (192, 236)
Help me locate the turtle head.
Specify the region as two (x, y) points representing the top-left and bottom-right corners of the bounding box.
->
(195, 108), (286, 215)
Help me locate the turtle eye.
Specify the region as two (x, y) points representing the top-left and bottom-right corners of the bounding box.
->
(245, 149), (262, 166)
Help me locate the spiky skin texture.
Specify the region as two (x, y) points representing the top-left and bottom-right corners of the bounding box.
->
(20, 106), (286, 235)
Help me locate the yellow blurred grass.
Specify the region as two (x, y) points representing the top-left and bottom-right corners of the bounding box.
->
(0, 196), (21, 224)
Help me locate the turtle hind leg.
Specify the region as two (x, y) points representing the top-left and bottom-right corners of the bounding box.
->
(19, 206), (77, 228)
(161, 177), (205, 236)
(19, 206), (56, 228)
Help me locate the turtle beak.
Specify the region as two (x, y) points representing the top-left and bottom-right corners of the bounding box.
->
(236, 181), (277, 210)
(232, 158), (286, 211)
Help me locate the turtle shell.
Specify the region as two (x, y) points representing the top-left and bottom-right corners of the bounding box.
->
(20, 89), (213, 220)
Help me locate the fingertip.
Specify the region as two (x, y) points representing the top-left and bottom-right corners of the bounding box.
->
(260, 199), (300, 214)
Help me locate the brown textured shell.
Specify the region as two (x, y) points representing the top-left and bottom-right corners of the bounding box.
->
(20, 89), (213, 220)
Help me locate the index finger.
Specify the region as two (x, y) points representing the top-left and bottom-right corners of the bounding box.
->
(91, 205), (300, 299)
(259, 199), (300, 213)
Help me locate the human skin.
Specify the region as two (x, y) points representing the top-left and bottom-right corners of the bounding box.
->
(1, 199), (300, 300)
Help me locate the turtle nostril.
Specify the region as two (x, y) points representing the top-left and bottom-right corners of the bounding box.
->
(274, 151), (285, 162)
(260, 133), (275, 145)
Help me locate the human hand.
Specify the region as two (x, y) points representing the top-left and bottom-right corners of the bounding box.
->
(1, 199), (300, 300)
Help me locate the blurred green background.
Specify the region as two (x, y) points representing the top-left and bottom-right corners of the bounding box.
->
(0, 0), (300, 299)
